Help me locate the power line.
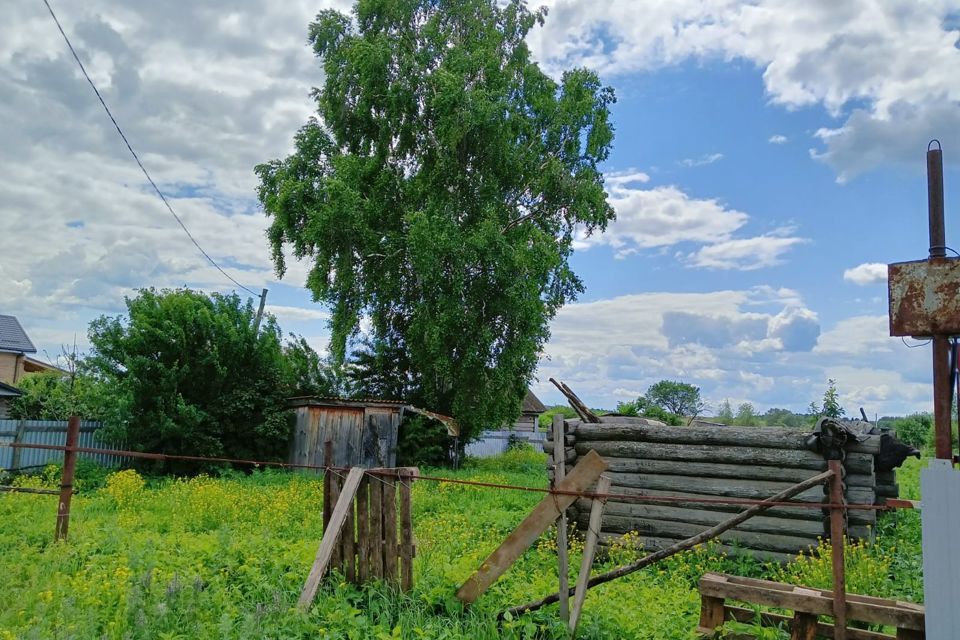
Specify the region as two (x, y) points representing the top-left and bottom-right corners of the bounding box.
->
(40, 0), (262, 300)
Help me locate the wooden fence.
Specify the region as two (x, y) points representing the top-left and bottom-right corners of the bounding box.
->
(547, 417), (887, 561)
(323, 469), (416, 591)
(0, 420), (130, 471)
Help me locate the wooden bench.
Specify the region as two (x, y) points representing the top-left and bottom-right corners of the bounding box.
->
(697, 572), (925, 640)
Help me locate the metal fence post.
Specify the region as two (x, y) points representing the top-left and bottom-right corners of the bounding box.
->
(55, 415), (80, 541)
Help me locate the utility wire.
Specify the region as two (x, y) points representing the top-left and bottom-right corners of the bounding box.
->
(41, 0), (261, 299)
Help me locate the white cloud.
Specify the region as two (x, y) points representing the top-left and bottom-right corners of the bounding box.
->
(527, 0), (960, 180)
(0, 0), (336, 320)
(537, 294), (930, 416)
(843, 262), (887, 286)
(815, 315), (894, 356)
(679, 152), (723, 167)
(687, 231), (808, 270)
(768, 134), (788, 144)
(265, 304), (330, 322)
(580, 176), (805, 268)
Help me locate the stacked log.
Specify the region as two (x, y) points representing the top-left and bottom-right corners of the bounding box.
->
(546, 418), (882, 561)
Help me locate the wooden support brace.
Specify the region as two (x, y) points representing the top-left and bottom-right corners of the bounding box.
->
(569, 473), (611, 634)
(298, 467), (365, 609)
(455, 450), (608, 605)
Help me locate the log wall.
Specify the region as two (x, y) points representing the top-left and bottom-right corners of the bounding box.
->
(546, 417), (884, 561)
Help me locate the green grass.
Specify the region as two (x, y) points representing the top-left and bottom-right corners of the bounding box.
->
(0, 449), (925, 639)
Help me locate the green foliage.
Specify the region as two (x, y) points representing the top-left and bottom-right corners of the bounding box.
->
(9, 369), (110, 421)
(645, 380), (704, 418)
(617, 389), (685, 425)
(819, 378), (845, 419)
(891, 413), (933, 450)
(86, 288), (293, 473)
(0, 452), (925, 638)
(616, 396), (684, 425)
(281, 335), (350, 397)
(761, 407), (811, 428)
(716, 399), (734, 425)
(255, 0), (616, 459)
(538, 405), (578, 430)
(733, 402), (758, 426)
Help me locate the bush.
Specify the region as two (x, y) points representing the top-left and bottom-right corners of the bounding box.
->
(892, 413), (932, 450)
(86, 288), (294, 474)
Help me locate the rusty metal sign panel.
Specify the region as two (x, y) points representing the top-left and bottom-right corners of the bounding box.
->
(888, 258), (960, 336)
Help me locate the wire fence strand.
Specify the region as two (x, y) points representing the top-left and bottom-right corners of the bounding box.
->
(3, 441), (906, 511)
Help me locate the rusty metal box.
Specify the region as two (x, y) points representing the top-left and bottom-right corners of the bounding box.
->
(888, 258), (960, 336)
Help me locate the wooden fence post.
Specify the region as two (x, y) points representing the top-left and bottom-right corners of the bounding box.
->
(399, 469), (416, 591)
(828, 459), (847, 640)
(553, 414), (569, 622)
(55, 415), (80, 541)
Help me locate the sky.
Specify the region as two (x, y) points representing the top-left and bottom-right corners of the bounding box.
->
(3, 0), (960, 418)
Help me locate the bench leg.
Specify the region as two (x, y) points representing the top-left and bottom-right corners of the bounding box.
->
(697, 595), (726, 635)
(790, 612), (818, 640)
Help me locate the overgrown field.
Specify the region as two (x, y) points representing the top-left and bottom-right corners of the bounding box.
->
(0, 451), (924, 639)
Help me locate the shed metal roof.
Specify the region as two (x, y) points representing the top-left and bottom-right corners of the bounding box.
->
(0, 380), (23, 397)
(0, 315), (36, 354)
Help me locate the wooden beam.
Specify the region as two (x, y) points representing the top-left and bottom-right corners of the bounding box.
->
(456, 450), (608, 605)
(570, 474), (610, 634)
(553, 414), (569, 623)
(298, 467), (365, 609)
(502, 469), (835, 618)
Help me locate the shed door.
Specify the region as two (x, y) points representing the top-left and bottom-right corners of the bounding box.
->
(362, 409), (396, 467)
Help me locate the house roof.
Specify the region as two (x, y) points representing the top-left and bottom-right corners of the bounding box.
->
(522, 390), (547, 414)
(0, 380), (23, 397)
(0, 315), (36, 354)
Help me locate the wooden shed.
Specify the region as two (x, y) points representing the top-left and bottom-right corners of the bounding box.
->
(288, 397), (405, 470)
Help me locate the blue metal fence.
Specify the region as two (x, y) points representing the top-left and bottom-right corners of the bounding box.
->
(0, 420), (131, 470)
(464, 429), (547, 458)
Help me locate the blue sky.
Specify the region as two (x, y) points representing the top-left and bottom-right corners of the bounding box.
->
(3, 0), (960, 418)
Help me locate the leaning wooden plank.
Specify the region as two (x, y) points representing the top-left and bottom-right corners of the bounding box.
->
(456, 450), (608, 605)
(570, 474), (611, 634)
(298, 467), (366, 609)
(501, 468), (834, 618)
(577, 441), (875, 474)
(574, 423), (881, 455)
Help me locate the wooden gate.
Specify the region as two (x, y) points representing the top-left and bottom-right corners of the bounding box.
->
(299, 466), (418, 607)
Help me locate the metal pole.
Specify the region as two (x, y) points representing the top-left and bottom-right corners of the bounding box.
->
(828, 460), (847, 640)
(928, 143), (953, 460)
(55, 415), (80, 541)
